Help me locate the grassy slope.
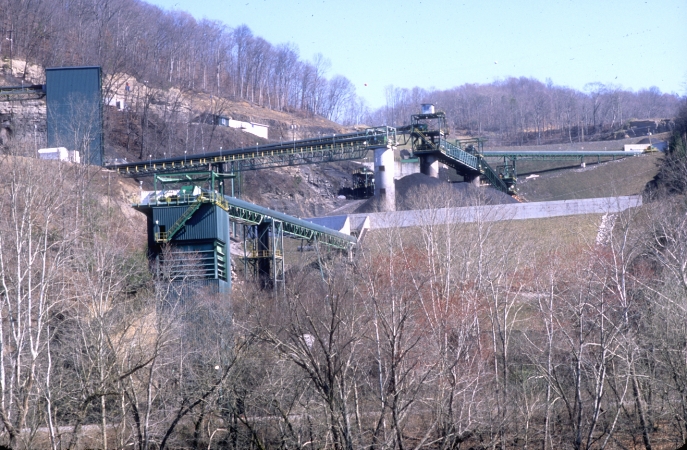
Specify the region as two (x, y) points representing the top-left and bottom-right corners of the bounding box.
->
(515, 152), (663, 201)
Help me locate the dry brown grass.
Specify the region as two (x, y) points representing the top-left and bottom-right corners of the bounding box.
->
(516, 153), (663, 201)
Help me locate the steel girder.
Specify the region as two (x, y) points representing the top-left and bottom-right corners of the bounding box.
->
(108, 126), (396, 176)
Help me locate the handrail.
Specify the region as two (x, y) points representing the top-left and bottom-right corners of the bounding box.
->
(244, 249), (284, 259)
(156, 197), (204, 242)
(438, 139), (479, 169)
(140, 191), (356, 249)
(412, 135), (509, 193)
(108, 126), (396, 176)
(478, 160), (509, 193)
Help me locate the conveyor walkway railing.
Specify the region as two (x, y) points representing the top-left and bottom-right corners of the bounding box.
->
(410, 128), (509, 193)
(437, 138), (479, 169)
(142, 192), (357, 250)
(108, 126), (396, 176)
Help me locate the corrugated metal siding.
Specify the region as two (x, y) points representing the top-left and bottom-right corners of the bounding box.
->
(173, 243), (214, 252)
(152, 204), (229, 243)
(171, 279), (231, 297)
(46, 67), (103, 166)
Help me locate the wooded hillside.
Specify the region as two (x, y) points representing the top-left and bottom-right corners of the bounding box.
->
(1, 0), (681, 140)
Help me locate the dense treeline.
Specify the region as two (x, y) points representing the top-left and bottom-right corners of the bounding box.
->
(375, 80), (682, 145)
(648, 101), (687, 195)
(0, 0), (356, 121)
(4, 143), (687, 448)
(1, 0), (682, 138)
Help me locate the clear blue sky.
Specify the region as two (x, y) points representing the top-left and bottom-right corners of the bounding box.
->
(146, 0), (686, 109)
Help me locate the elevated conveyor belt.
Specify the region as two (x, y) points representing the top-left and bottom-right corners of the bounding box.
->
(0, 84), (45, 101)
(138, 192), (357, 250)
(224, 195), (357, 249)
(108, 127), (396, 176)
(438, 139), (508, 193)
(481, 150), (645, 161)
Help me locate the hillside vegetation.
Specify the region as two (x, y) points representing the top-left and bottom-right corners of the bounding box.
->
(4, 154), (687, 449)
(2, 0), (687, 448)
(1, 0), (681, 141)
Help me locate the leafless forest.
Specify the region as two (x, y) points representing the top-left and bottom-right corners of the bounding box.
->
(2, 145), (687, 449)
(2, 0), (687, 449)
(0, 0), (681, 138)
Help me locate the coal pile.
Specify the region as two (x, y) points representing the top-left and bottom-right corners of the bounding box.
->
(353, 173), (517, 213)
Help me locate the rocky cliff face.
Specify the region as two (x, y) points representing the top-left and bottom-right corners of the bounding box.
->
(240, 160), (365, 218)
(0, 99), (46, 151)
(1, 62), (362, 217)
(1, 61), (47, 151)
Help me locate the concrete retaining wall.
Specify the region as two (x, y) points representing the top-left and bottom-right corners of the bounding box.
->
(345, 196), (642, 230)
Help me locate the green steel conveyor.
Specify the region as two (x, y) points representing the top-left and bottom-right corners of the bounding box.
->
(482, 150), (645, 162)
(139, 191), (357, 250)
(107, 127), (396, 176)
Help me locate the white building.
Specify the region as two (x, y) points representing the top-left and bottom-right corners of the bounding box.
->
(38, 147), (80, 163)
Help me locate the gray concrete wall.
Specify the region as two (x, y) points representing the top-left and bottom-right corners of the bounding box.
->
(345, 196), (642, 230)
(394, 160), (420, 179)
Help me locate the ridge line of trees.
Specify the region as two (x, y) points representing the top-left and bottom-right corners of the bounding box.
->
(0, 0), (682, 139)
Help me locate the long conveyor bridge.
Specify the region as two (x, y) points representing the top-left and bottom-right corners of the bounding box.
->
(107, 126), (396, 176)
(482, 150), (645, 161)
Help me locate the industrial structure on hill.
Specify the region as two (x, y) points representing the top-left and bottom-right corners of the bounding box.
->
(1, 66), (103, 165)
(134, 170), (357, 293)
(0, 68), (650, 297)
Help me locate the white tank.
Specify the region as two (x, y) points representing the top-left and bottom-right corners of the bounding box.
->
(421, 103), (435, 114)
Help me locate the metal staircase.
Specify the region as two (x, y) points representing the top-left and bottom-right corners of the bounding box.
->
(155, 196), (204, 243)
(438, 139), (509, 193)
(411, 127), (508, 193)
(436, 138), (480, 172)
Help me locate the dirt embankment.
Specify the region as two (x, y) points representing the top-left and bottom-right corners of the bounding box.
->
(104, 73), (349, 142)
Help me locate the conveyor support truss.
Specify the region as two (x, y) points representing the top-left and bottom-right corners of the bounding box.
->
(144, 192), (356, 250)
(109, 127), (396, 176)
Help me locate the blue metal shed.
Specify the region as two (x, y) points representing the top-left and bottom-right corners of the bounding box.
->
(46, 66), (103, 166)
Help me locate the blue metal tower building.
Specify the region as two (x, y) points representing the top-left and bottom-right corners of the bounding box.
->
(135, 171), (234, 297)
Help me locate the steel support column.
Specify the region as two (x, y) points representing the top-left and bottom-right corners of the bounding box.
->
(242, 220), (284, 292)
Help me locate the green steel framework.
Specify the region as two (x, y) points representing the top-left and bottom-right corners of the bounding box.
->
(242, 219), (285, 293)
(139, 171), (357, 250)
(407, 112), (511, 193)
(140, 191), (356, 250)
(109, 126), (396, 176)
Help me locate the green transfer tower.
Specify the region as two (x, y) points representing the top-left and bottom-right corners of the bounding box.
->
(135, 171), (234, 297)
